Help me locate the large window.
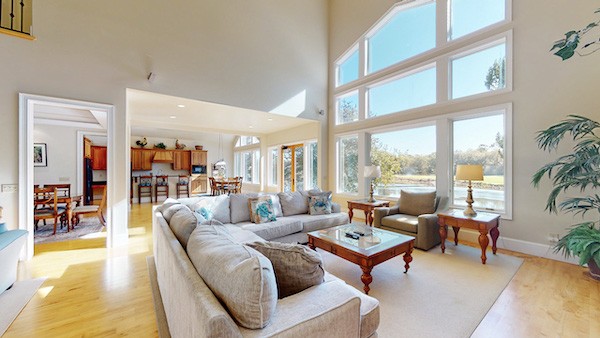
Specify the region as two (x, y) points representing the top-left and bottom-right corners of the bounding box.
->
(268, 147), (278, 186)
(307, 142), (318, 189)
(336, 92), (359, 125)
(236, 136), (259, 147)
(451, 40), (506, 99)
(367, 0), (436, 74)
(371, 125), (436, 197)
(452, 112), (506, 212)
(337, 135), (358, 194)
(336, 48), (359, 87)
(449, 0), (506, 40)
(368, 65), (436, 118)
(234, 149), (260, 184)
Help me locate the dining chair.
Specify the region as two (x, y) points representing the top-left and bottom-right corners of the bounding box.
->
(138, 175), (153, 203)
(155, 175), (169, 201)
(71, 186), (106, 227)
(176, 175), (190, 199)
(209, 177), (219, 196)
(34, 187), (68, 235)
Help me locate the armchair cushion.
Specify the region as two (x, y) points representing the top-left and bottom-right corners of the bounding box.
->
(380, 214), (419, 233)
(397, 190), (436, 216)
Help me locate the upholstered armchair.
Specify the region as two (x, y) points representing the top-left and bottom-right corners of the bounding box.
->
(373, 190), (446, 250)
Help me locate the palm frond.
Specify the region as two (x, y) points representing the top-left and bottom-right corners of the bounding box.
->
(535, 115), (600, 151)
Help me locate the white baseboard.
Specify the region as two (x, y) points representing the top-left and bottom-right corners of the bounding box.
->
(446, 229), (579, 265)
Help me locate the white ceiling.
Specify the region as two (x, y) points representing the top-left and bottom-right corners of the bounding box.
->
(127, 89), (317, 136)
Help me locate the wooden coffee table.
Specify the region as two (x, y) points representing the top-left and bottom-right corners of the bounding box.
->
(307, 224), (415, 294)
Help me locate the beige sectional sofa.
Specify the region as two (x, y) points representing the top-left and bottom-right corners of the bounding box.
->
(152, 192), (380, 337)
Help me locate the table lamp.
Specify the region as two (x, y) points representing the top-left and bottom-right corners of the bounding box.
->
(455, 164), (484, 217)
(364, 165), (381, 203)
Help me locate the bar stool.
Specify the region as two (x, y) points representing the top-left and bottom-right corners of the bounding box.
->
(138, 175), (153, 203)
(176, 175), (190, 199)
(155, 175), (169, 202)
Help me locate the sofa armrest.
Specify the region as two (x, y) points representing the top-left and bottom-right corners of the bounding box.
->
(416, 213), (441, 250)
(373, 206), (399, 228)
(332, 202), (342, 214)
(240, 280), (362, 338)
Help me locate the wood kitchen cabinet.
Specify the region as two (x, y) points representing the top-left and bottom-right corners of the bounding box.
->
(131, 148), (154, 171)
(172, 150), (191, 171)
(191, 174), (208, 194)
(84, 137), (92, 159)
(190, 150), (207, 166)
(91, 146), (107, 170)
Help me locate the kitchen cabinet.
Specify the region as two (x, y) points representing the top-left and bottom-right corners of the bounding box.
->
(172, 150), (191, 171)
(191, 174), (208, 194)
(190, 150), (207, 166)
(84, 137), (92, 159)
(131, 148), (154, 171)
(91, 146), (107, 170)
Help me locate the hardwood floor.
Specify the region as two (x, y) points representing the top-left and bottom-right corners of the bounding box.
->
(5, 203), (599, 337)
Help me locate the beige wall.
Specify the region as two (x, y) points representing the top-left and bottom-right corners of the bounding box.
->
(0, 1), (328, 235)
(328, 0), (600, 252)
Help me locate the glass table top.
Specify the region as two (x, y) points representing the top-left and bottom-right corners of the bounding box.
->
(317, 224), (403, 250)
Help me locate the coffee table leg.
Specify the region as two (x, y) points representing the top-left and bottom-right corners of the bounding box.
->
(490, 226), (499, 255)
(360, 266), (373, 295)
(478, 230), (490, 264)
(439, 223), (447, 253)
(403, 245), (413, 273)
(364, 210), (370, 226)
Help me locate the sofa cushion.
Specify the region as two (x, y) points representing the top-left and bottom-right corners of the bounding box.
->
(278, 191), (309, 216)
(169, 207), (198, 248)
(288, 213), (350, 233)
(238, 218), (303, 240)
(246, 241), (324, 298)
(222, 224), (266, 243)
(308, 191), (332, 215)
(397, 190), (436, 216)
(381, 214), (419, 233)
(259, 193), (284, 217)
(187, 225), (278, 329)
(230, 193), (258, 223)
(190, 195), (231, 224)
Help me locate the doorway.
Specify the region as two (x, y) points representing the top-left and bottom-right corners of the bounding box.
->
(281, 143), (304, 192)
(18, 94), (115, 259)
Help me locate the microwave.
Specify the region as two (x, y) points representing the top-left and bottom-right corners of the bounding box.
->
(192, 165), (207, 174)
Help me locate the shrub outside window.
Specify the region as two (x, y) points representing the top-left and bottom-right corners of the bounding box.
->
(337, 135), (359, 194)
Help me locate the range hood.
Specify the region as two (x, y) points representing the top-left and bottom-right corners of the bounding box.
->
(153, 150), (173, 163)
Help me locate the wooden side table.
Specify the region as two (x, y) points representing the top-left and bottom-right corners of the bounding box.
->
(437, 210), (500, 264)
(347, 199), (390, 226)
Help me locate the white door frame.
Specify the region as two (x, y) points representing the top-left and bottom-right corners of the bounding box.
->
(18, 93), (116, 260)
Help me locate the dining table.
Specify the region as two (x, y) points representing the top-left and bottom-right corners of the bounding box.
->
(211, 177), (241, 195)
(34, 194), (83, 231)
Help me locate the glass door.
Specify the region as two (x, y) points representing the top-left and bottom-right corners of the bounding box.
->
(281, 144), (304, 192)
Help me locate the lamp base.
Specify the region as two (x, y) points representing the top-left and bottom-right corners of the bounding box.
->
(463, 206), (477, 217)
(367, 180), (376, 203)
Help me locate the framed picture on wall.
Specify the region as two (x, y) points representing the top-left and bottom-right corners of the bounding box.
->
(34, 143), (47, 167)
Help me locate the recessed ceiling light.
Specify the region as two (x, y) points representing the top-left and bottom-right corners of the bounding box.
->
(249, 125), (254, 129)
(177, 104), (185, 108)
(267, 118), (273, 121)
(169, 115), (177, 119)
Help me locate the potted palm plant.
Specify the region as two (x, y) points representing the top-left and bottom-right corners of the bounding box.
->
(532, 115), (600, 280)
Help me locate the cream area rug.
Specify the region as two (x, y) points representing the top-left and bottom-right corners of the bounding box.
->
(320, 244), (523, 338)
(0, 278), (46, 336)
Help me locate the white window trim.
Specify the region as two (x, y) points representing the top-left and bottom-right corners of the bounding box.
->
(336, 134), (360, 195)
(267, 146), (279, 187)
(447, 0), (513, 43)
(234, 148), (261, 184)
(448, 103), (513, 220)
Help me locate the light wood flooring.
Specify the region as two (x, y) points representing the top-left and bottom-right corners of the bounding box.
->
(4, 203), (599, 337)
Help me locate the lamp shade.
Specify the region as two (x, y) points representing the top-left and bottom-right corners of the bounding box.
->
(455, 164), (484, 181)
(364, 165), (381, 179)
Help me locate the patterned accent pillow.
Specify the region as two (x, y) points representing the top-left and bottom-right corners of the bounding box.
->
(248, 196), (277, 224)
(308, 191), (332, 215)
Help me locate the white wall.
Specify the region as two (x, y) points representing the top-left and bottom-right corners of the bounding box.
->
(0, 1), (328, 235)
(328, 0), (600, 259)
(33, 125), (80, 186)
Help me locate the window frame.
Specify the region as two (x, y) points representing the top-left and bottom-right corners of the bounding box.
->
(336, 134), (360, 195)
(446, 0), (513, 43)
(267, 146), (279, 187)
(234, 148), (260, 184)
(335, 44), (360, 87)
